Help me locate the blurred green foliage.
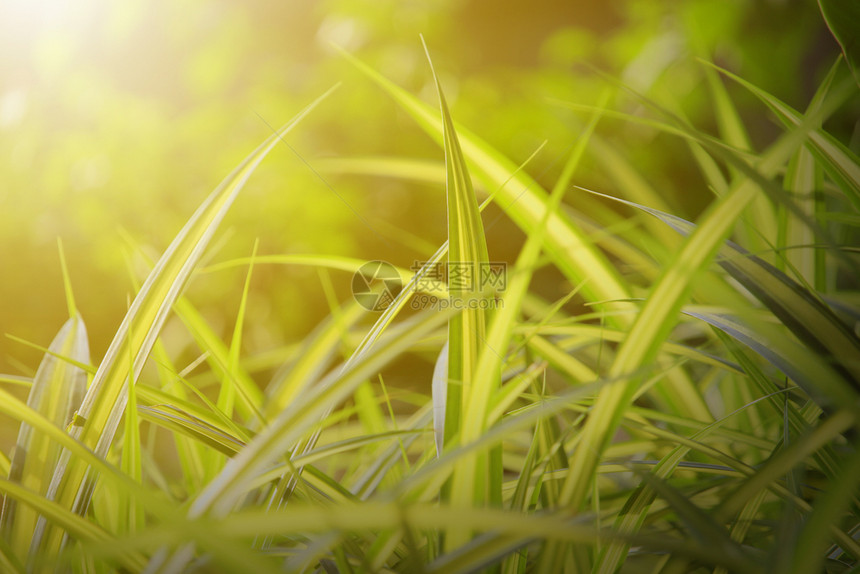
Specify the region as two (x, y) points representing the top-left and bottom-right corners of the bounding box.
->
(0, 0), (854, 391)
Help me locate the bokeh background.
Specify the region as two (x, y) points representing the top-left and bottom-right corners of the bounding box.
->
(0, 0), (855, 413)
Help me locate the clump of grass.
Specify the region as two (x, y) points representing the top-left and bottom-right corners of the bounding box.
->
(1, 18), (860, 574)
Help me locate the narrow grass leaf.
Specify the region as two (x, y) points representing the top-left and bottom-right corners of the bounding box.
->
(0, 479), (145, 572)
(789, 442), (860, 573)
(33, 88), (337, 557)
(540, 91), (823, 571)
(817, 1), (860, 85)
(265, 301), (367, 419)
(706, 60), (860, 209)
(422, 38), (496, 548)
(590, 188), (860, 391)
(136, 405), (246, 457)
(143, 310), (454, 572)
(635, 472), (753, 567)
(0, 317), (89, 558)
(337, 46), (632, 326)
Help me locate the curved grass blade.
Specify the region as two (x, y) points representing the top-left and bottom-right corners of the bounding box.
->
(336, 46), (632, 327)
(136, 405), (247, 457)
(202, 253), (448, 300)
(682, 307), (855, 407)
(0, 317), (89, 559)
(265, 300), (367, 419)
(705, 59), (860, 209)
(818, 1), (860, 85)
(789, 441), (860, 573)
(143, 309), (454, 573)
(119, 231), (266, 423)
(32, 87), (338, 557)
(587, 188), (860, 392)
(0, 478), (145, 572)
(579, 57), (853, 270)
(538, 93), (832, 571)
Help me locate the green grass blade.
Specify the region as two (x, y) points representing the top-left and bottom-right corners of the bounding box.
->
(635, 472), (753, 568)
(817, 2), (860, 85)
(32, 87), (337, 557)
(120, 317), (143, 536)
(539, 93), (826, 570)
(783, 146), (821, 283)
(453, 93), (606, 551)
(706, 60), (860, 210)
(789, 442), (860, 573)
(120, 231), (267, 422)
(595, 382), (791, 573)
(57, 238), (77, 319)
(265, 300), (366, 418)
(0, 317), (89, 559)
(144, 310), (454, 572)
(420, 41), (496, 539)
(684, 307), (852, 403)
(337, 46), (632, 326)
(715, 409), (856, 524)
(591, 188), (860, 389)
(0, 479), (145, 572)
(136, 405), (246, 457)
(221, 239), (260, 420)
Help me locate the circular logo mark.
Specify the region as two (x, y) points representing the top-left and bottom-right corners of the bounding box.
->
(352, 260), (402, 311)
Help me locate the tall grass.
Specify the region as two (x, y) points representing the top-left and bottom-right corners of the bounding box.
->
(2, 24), (860, 574)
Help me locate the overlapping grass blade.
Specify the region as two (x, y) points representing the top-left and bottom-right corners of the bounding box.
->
(714, 409), (856, 524)
(706, 59), (860, 209)
(0, 478), (145, 572)
(588, 188), (860, 393)
(0, 387), (186, 568)
(120, 233), (266, 422)
(696, 47), (778, 253)
(635, 472), (754, 568)
(0, 317), (89, 559)
(144, 309), (454, 572)
(539, 81), (832, 570)
(220, 239), (259, 421)
(337, 46), (632, 326)
(136, 405), (246, 457)
(595, 383), (787, 573)
(420, 41), (499, 548)
(789, 443), (860, 573)
(683, 307), (853, 407)
(817, 0), (860, 85)
(265, 300), (367, 418)
(32, 87), (338, 557)
(449, 88), (607, 554)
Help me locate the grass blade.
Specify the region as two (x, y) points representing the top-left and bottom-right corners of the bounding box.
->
(539, 86), (826, 570)
(705, 60), (860, 210)
(817, 1), (860, 85)
(32, 87), (338, 557)
(0, 317), (89, 559)
(420, 41), (496, 541)
(336, 46), (633, 327)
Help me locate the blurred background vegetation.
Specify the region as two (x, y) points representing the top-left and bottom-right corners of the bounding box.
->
(0, 0), (855, 437)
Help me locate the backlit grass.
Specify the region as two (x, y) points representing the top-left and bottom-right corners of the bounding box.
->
(1, 5), (860, 573)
